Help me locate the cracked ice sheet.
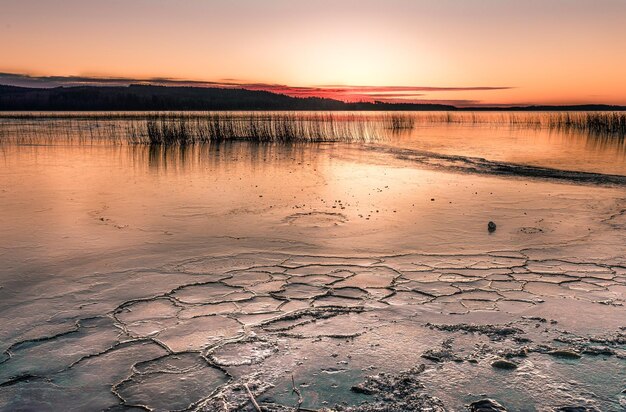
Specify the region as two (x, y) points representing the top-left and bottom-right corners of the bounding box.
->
(1, 250), (625, 411)
(1, 143), (626, 411)
(0, 270), (215, 353)
(1, 250), (626, 411)
(223, 306), (626, 411)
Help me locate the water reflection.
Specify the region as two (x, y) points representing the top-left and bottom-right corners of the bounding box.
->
(135, 141), (323, 172)
(1, 111), (625, 175)
(2, 113), (625, 412)
(385, 121), (626, 176)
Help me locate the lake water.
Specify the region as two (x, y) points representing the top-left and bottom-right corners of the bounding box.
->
(1, 112), (625, 411)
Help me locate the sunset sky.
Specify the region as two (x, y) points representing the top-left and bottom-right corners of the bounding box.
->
(2, 0), (626, 106)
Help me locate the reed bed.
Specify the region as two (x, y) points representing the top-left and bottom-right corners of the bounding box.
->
(375, 111), (625, 132)
(381, 111), (626, 137)
(0, 117), (129, 145)
(0, 110), (624, 146)
(544, 112), (626, 136)
(383, 113), (416, 130)
(128, 112), (382, 144)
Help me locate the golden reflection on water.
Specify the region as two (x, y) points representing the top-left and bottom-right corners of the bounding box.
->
(386, 121), (626, 175)
(1, 112), (626, 278)
(1, 140), (621, 279)
(2, 114), (626, 412)
(1, 111), (625, 175)
(139, 141), (321, 172)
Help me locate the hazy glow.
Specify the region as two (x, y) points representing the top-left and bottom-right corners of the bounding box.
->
(2, 0), (626, 105)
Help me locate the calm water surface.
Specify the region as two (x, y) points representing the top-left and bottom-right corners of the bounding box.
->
(0, 112), (625, 411)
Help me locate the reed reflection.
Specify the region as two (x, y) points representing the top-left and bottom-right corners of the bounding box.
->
(1, 111), (625, 176)
(130, 141), (323, 174)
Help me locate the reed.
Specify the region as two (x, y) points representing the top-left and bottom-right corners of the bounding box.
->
(543, 112), (626, 136)
(1, 110), (624, 146)
(129, 112), (382, 144)
(383, 113), (416, 130)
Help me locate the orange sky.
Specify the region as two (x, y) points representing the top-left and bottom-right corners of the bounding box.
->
(2, 0), (626, 106)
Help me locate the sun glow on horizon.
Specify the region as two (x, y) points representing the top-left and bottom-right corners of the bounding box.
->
(2, 0), (626, 106)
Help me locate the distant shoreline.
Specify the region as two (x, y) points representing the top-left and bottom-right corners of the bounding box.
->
(1, 84), (625, 112)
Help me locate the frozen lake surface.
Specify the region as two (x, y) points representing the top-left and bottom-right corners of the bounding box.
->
(1, 112), (625, 411)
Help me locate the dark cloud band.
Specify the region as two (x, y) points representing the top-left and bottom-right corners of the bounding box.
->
(0, 72), (512, 106)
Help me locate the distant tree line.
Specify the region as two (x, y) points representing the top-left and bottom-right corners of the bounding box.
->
(1, 84), (624, 111)
(0, 84), (455, 111)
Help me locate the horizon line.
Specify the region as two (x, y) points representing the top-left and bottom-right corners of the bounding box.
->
(1, 72), (625, 109)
